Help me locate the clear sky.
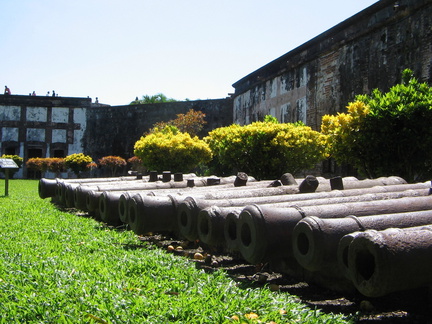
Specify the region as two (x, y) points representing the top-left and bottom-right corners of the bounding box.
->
(1, 0), (378, 106)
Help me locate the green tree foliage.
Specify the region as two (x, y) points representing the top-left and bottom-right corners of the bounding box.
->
(151, 109), (207, 137)
(64, 153), (93, 177)
(321, 69), (432, 182)
(134, 126), (212, 173)
(205, 118), (328, 179)
(130, 93), (176, 105)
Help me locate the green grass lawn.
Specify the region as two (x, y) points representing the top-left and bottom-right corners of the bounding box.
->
(0, 180), (352, 323)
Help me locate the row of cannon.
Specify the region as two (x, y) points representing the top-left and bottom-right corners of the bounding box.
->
(38, 172), (432, 298)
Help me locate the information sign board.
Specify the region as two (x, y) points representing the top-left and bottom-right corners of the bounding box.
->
(0, 158), (19, 196)
(0, 158), (19, 169)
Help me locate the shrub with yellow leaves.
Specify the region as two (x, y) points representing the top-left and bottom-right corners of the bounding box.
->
(321, 100), (369, 167)
(205, 119), (328, 179)
(134, 126), (212, 173)
(64, 153), (93, 177)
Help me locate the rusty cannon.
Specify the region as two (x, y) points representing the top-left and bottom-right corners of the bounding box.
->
(115, 176), (295, 227)
(72, 174), (255, 213)
(123, 182), (300, 235)
(235, 194), (432, 266)
(38, 172), (202, 200)
(343, 225), (432, 297)
(38, 176), (140, 199)
(292, 209), (432, 286)
(197, 206), (244, 247)
(127, 194), (184, 235)
(177, 183), (431, 242)
(63, 176), (214, 209)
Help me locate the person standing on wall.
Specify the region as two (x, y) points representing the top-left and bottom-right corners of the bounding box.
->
(4, 85), (11, 95)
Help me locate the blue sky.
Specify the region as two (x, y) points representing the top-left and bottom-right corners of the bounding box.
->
(1, 0), (378, 105)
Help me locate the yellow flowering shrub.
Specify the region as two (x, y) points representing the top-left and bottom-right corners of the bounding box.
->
(321, 101), (369, 165)
(134, 126), (212, 173)
(64, 153), (93, 176)
(205, 119), (328, 179)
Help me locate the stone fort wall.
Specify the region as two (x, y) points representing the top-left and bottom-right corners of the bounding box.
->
(232, 0), (432, 130)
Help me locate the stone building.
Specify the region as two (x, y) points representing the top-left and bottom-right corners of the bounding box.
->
(0, 95), (91, 178)
(232, 0), (432, 130)
(0, 95), (232, 178)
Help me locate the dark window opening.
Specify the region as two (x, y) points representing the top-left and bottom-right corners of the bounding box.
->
(28, 149), (43, 159)
(53, 149), (65, 158)
(5, 147), (17, 155)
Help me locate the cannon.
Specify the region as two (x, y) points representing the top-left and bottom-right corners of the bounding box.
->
(177, 185), (430, 242)
(345, 225), (432, 297)
(38, 176), (140, 199)
(127, 194), (183, 235)
(235, 194), (432, 265)
(292, 208), (432, 275)
(197, 206), (244, 247)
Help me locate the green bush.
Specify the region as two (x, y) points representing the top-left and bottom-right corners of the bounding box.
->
(205, 119), (328, 179)
(134, 126), (212, 173)
(64, 153), (93, 177)
(322, 69), (432, 182)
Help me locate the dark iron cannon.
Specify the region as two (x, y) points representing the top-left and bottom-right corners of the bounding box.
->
(345, 225), (432, 297)
(38, 176), (140, 199)
(292, 208), (432, 281)
(235, 194), (432, 265)
(177, 184), (430, 242)
(197, 206), (244, 247)
(127, 194), (182, 235)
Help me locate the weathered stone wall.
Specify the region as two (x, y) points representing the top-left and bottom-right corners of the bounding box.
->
(0, 95), (232, 177)
(83, 99), (232, 161)
(0, 95), (91, 177)
(232, 0), (432, 130)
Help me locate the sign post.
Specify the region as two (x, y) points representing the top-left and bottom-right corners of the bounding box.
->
(0, 158), (19, 197)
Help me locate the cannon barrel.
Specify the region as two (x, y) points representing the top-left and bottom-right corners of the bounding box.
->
(38, 176), (141, 199)
(43, 172), (218, 204)
(197, 206), (244, 247)
(223, 210), (243, 252)
(98, 191), (126, 226)
(68, 173), (258, 210)
(177, 185), (430, 242)
(346, 226), (432, 297)
(236, 194), (432, 265)
(127, 194), (182, 235)
(293, 208), (432, 273)
(118, 183), (300, 231)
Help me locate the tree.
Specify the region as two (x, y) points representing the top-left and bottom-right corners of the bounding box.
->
(151, 109), (207, 137)
(130, 93), (176, 105)
(321, 69), (432, 182)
